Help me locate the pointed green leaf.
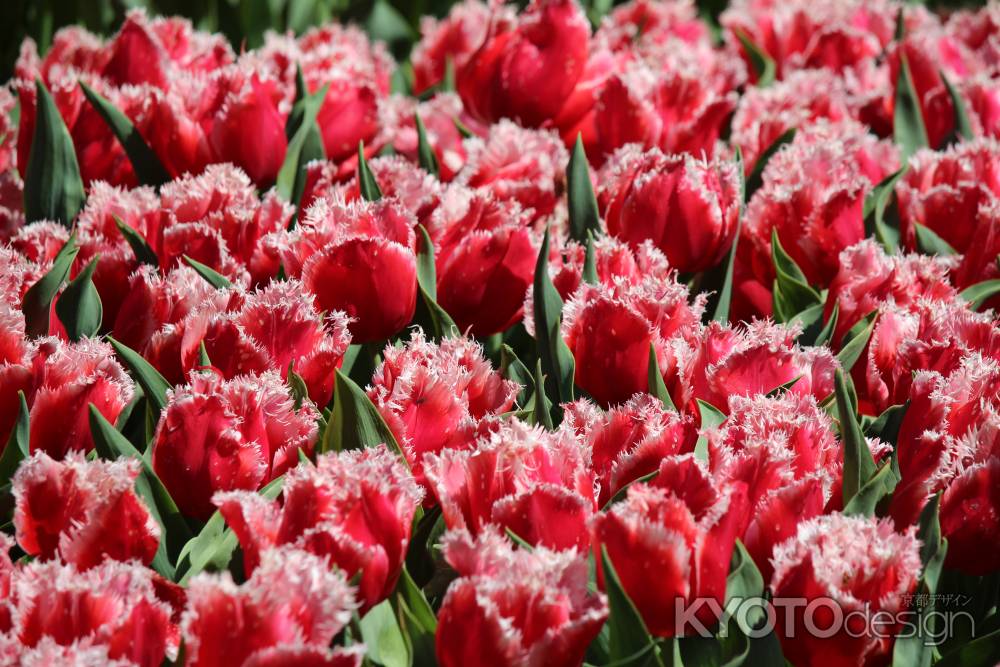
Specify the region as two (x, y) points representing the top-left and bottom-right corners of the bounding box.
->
(836, 310), (877, 374)
(395, 567), (437, 633)
(197, 340), (211, 368)
(894, 52), (930, 160)
(505, 527), (535, 551)
(276, 75), (328, 211)
(710, 216), (742, 324)
(745, 127), (794, 199)
(530, 359), (554, 430)
(532, 228), (576, 414)
(287, 367), (309, 411)
(865, 400), (909, 445)
(843, 460), (897, 517)
(812, 302), (839, 347)
(360, 600), (411, 667)
(107, 336), (171, 415)
(55, 257), (102, 341)
(726, 540), (765, 606)
(0, 392), (29, 487)
(414, 113), (440, 178)
(582, 232), (599, 286)
(80, 81), (170, 187)
(114, 215), (158, 266)
(601, 546), (661, 665)
(960, 278), (1000, 310)
(603, 470), (658, 509)
(733, 28), (776, 88)
(567, 134), (601, 243)
(837, 368), (876, 506)
(182, 255), (232, 289)
(416, 224), (437, 300)
(24, 78), (85, 226)
(941, 71), (974, 146)
(863, 168), (906, 253)
(771, 229), (822, 322)
(21, 233), (78, 337)
(500, 344), (533, 408)
(695, 399), (726, 462)
(766, 375), (801, 398)
(412, 224), (458, 341)
(358, 141), (383, 202)
(647, 343), (677, 412)
(914, 222), (957, 256)
(322, 368), (406, 464)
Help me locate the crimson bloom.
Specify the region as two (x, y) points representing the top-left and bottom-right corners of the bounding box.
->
(215, 445), (423, 613)
(435, 530), (607, 667)
(411, 0), (496, 95)
(151, 371), (319, 520)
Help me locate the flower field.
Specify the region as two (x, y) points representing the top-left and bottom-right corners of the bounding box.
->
(1, 0), (1000, 664)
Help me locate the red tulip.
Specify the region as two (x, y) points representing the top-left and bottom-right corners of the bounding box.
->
(181, 547), (361, 667)
(598, 145), (741, 273)
(596, 0), (711, 53)
(151, 371), (319, 520)
(952, 198), (1000, 296)
(436, 530), (608, 667)
(13, 451), (160, 569)
(771, 514), (921, 667)
(427, 185), (539, 335)
(0, 534), (12, 634)
(390, 94), (470, 181)
(592, 454), (748, 637)
(136, 86), (214, 180)
(207, 72), (287, 187)
(27, 338), (134, 459)
(424, 418), (595, 551)
(563, 393), (696, 506)
(6, 559), (178, 666)
(369, 332), (518, 481)
(336, 154), (445, 223)
(411, 0), (496, 95)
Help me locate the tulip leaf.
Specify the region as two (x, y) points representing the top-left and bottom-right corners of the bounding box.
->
(357, 140), (383, 202)
(286, 367), (309, 411)
(913, 222), (957, 257)
(836, 310), (877, 374)
(414, 112), (440, 178)
(530, 359), (554, 430)
(500, 344), (533, 408)
(745, 128), (794, 200)
(182, 255), (232, 289)
(959, 279), (1000, 310)
(323, 368), (406, 465)
(276, 73), (328, 212)
(360, 600), (411, 667)
(766, 375), (801, 398)
(934, 629), (1000, 667)
(532, 229), (576, 419)
(505, 527), (535, 551)
(733, 28), (775, 88)
(415, 223), (437, 300)
(107, 336), (171, 415)
(865, 400), (909, 446)
(89, 405), (192, 575)
(726, 540), (765, 606)
(80, 81), (171, 187)
(836, 368), (876, 507)
(863, 168), (906, 253)
(24, 78), (85, 226)
(21, 233), (78, 337)
(567, 133), (601, 243)
(695, 399), (726, 463)
(843, 459), (897, 517)
(710, 216), (742, 324)
(394, 567), (437, 634)
(114, 215), (158, 266)
(582, 232), (599, 286)
(811, 303), (839, 348)
(0, 391), (29, 489)
(894, 52), (929, 160)
(55, 257), (102, 341)
(412, 224), (458, 341)
(647, 343), (677, 412)
(601, 545), (661, 666)
(790, 302), (826, 341)
(603, 470), (658, 509)
(770, 229), (822, 322)
(941, 71), (974, 147)
(175, 475), (284, 584)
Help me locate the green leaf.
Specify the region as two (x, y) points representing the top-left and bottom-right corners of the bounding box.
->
(55, 257), (102, 341)
(80, 81), (170, 187)
(960, 279), (1000, 310)
(745, 128), (794, 199)
(710, 216), (742, 324)
(935, 629), (1000, 667)
(843, 459), (897, 517)
(114, 215), (158, 266)
(601, 545), (660, 665)
(603, 470), (658, 509)
(24, 78), (85, 226)
(0, 392), (29, 488)
(322, 368), (406, 464)
(21, 233), (78, 337)
(695, 399), (726, 463)
(276, 73), (328, 211)
(357, 141), (383, 202)
(532, 228), (576, 416)
(414, 112), (440, 178)
(394, 568), (437, 667)
(412, 224), (458, 341)
(90, 406), (192, 577)
(287, 367), (309, 411)
(863, 168), (906, 253)
(360, 600), (411, 667)
(914, 222), (957, 256)
(812, 302), (839, 347)
(766, 375), (801, 398)
(530, 359), (554, 430)
(733, 28), (776, 87)
(836, 368), (876, 507)
(500, 344), (533, 408)
(836, 310), (877, 374)
(395, 567), (437, 633)
(941, 71), (974, 146)
(582, 232), (599, 286)
(894, 52), (930, 160)
(182, 255), (232, 288)
(505, 527), (535, 551)
(416, 223), (437, 300)
(647, 343), (677, 412)
(726, 540), (765, 606)
(865, 400), (909, 445)
(566, 134), (601, 243)
(107, 336), (171, 415)
(174, 475), (284, 584)
(770, 229), (822, 322)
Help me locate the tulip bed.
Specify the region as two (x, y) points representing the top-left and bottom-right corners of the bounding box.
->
(2, 0), (1000, 665)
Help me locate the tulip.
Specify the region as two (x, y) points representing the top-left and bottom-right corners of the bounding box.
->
(208, 71), (287, 187)
(13, 451), (160, 569)
(335, 153), (445, 223)
(216, 445), (421, 612)
(181, 547), (361, 667)
(596, 0), (711, 53)
(425, 418), (595, 551)
(151, 371), (318, 520)
(597, 145), (741, 273)
(390, 94), (470, 182)
(7, 559), (177, 666)
(592, 454), (748, 637)
(771, 514), (922, 667)
(411, 0), (496, 94)
(436, 530), (608, 667)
